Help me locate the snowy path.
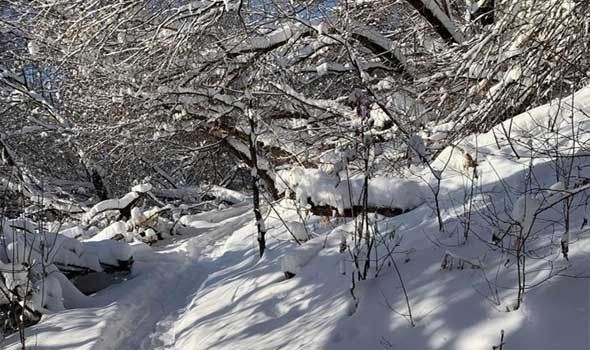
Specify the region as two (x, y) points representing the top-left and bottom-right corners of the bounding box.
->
(114, 252), (208, 350)
(0, 205), (253, 350)
(118, 207), (254, 350)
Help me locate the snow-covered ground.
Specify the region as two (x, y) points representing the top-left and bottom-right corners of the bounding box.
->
(3, 88), (590, 349)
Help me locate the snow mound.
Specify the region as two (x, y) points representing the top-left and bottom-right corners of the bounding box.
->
(278, 168), (424, 214)
(0, 218), (133, 314)
(88, 220), (129, 241)
(285, 221), (311, 241)
(279, 235), (324, 275)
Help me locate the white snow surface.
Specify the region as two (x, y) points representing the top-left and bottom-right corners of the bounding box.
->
(279, 234), (325, 275)
(207, 185), (248, 204)
(82, 192), (140, 223)
(132, 183), (153, 193)
(285, 220), (310, 241)
(316, 62), (329, 76)
(0, 219), (133, 313)
(4, 86), (590, 349)
(87, 220), (129, 241)
(278, 167), (425, 214)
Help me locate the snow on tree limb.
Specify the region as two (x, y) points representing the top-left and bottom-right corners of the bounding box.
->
(82, 192), (142, 224)
(350, 25), (414, 78)
(271, 83), (356, 120)
(227, 24), (311, 57)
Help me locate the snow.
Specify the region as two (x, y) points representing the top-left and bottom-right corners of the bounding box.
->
(144, 228), (158, 242)
(512, 194), (542, 236)
(0, 218), (135, 314)
(2, 206), (253, 350)
(466, 0), (486, 15)
(131, 207), (147, 226)
(279, 235), (325, 275)
(31, 274), (64, 311)
(316, 62), (329, 76)
(232, 25), (298, 53)
(279, 168), (425, 214)
(408, 133), (426, 163)
(285, 220), (310, 241)
(488, 65), (524, 97)
(369, 104), (388, 129)
(4, 87), (590, 350)
(132, 183), (153, 193)
(351, 25), (409, 71)
(88, 220), (129, 241)
(499, 85), (590, 141)
(548, 181), (566, 195)
(27, 41), (39, 56)
(82, 192), (140, 223)
(1, 220), (133, 275)
(207, 185), (248, 204)
(82, 240), (132, 267)
(315, 22), (328, 35)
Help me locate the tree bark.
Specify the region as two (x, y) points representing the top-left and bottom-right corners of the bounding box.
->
(247, 110), (267, 257)
(404, 0), (464, 44)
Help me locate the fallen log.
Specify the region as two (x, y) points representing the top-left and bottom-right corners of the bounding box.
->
(309, 204), (406, 218)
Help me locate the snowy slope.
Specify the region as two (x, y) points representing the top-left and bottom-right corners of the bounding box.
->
(0, 206), (253, 350)
(166, 86), (590, 349)
(3, 87), (590, 349)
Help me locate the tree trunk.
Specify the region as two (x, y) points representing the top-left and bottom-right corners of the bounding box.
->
(247, 110), (267, 257)
(404, 0), (464, 44)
